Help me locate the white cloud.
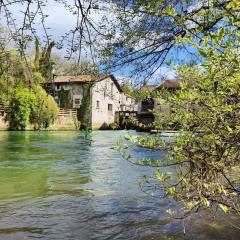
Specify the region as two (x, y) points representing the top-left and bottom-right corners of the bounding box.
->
(153, 66), (177, 80)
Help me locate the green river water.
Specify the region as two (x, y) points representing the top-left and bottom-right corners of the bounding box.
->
(0, 130), (239, 240)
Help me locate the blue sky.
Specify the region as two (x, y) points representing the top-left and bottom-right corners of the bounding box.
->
(0, 0), (198, 84)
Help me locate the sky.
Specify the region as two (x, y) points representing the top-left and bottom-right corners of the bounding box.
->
(0, 0), (195, 85)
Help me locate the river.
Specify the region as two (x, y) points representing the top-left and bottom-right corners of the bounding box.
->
(0, 131), (239, 240)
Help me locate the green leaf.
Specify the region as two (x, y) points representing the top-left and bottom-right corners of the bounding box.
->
(124, 133), (131, 140)
(201, 197), (210, 207)
(199, 49), (208, 58)
(219, 204), (229, 213)
(166, 209), (175, 216)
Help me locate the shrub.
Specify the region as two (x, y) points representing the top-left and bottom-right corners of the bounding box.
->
(31, 85), (59, 129)
(9, 86), (37, 130)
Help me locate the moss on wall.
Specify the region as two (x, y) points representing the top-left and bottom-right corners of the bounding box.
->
(53, 83), (92, 130)
(78, 84), (92, 130)
(57, 89), (72, 108)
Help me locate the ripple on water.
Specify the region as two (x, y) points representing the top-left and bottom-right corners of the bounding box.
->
(0, 131), (239, 240)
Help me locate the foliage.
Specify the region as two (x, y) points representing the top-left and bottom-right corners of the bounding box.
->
(0, 35), (58, 130)
(57, 89), (71, 109)
(119, 1), (240, 219)
(8, 86), (37, 130)
(31, 85), (59, 129)
(121, 82), (138, 98)
(33, 38), (55, 82)
(72, 115), (81, 130)
(53, 57), (98, 76)
(2, 0), (240, 220)
(78, 84), (93, 130)
(1, 0), (239, 80)
(0, 50), (26, 94)
(6, 85), (58, 130)
(109, 122), (119, 130)
(98, 0), (237, 78)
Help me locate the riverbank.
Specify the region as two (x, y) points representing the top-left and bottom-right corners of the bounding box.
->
(0, 114), (77, 131)
(0, 113), (123, 131)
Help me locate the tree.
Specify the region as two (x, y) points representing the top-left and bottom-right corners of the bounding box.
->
(31, 85), (58, 130)
(119, 8), (240, 218)
(52, 55), (98, 76)
(2, 0), (240, 218)
(0, 36), (58, 129)
(8, 85), (37, 130)
(34, 38), (55, 82)
(121, 81), (137, 97)
(1, 0), (234, 77)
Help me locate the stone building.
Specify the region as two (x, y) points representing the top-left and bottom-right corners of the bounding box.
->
(137, 85), (159, 114)
(136, 79), (183, 130)
(137, 80), (182, 114)
(44, 74), (137, 130)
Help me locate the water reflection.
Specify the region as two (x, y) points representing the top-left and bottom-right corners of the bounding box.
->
(0, 131), (238, 240)
(0, 131), (93, 200)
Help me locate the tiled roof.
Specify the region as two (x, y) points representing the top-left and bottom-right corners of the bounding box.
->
(52, 74), (109, 83)
(157, 79), (183, 89)
(46, 74), (123, 93)
(139, 85), (159, 92)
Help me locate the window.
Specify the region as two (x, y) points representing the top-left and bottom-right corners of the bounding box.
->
(56, 84), (60, 90)
(96, 100), (100, 109)
(108, 104), (113, 113)
(75, 98), (80, 105)
(95, 84), (99, 92)
(104, 83), (107, 98)
(73, 95), (81, 108)
(63, 85), (70, 90)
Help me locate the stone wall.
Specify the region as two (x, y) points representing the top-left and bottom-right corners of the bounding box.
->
(0, 115), (9, 131)
(91, 77), (122, 130)
(0, 114), (77, 131)
(49, 115), (77, 130)
(49, 83), (91, 130)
